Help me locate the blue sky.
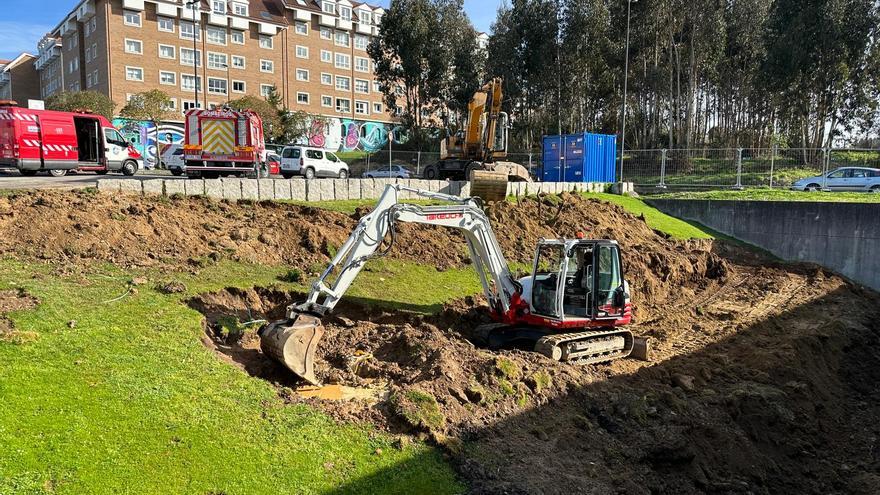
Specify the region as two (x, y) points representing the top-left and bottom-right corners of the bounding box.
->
(0, 0), (502, 60)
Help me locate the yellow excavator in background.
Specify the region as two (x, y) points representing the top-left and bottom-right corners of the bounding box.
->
(421, 77), (532, 202)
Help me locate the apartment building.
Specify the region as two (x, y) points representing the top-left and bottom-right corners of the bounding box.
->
(37, 0), (390, 125)
(0, 53), (41, 103)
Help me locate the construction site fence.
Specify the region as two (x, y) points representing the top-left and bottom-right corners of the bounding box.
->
(354, 147), (880, 190)
(619, 147), (880, 190)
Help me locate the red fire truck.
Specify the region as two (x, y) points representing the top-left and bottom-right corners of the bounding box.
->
(183, 108), (266, 178)
(0, 101), (141, 177)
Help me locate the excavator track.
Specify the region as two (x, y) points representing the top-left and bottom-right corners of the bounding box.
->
(535, 329), (634, 365)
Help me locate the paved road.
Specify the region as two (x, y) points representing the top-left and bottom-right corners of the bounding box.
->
(0, 169), (182, 190)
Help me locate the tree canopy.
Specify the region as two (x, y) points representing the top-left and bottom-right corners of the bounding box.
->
(45, 91), (116, 120)
(119, 89), (174, 123)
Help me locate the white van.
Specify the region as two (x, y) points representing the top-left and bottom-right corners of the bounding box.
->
(161, 144), (185, 175)
(279, 146), (349, 179)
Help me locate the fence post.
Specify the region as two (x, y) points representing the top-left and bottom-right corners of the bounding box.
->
(657, 149), (668, 189)
(366, 151), (370, 172)
(528, 153), (533, 176)
(733, 148), (744, 190)
(769, 144), (776, 189)
(416, 151), (421, 176)
(821, 148), (828, 190)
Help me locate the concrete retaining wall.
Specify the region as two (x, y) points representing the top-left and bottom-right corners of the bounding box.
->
(650, 199), (880, 291)
(97, 178), (626, 202)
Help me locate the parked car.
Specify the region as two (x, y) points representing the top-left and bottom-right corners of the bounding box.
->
(279, 146), (349, 179)
(791, 167), (880, 192)
(161, 145), (185, 176)
(266, 153), (281, 176)
(363, 165), (413, 179)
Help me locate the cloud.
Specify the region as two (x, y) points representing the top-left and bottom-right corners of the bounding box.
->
(0, 21), (53, 60)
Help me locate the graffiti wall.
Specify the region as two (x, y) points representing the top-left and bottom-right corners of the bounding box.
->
(306, 117), (408, 152)
(112, 118), (185, 167)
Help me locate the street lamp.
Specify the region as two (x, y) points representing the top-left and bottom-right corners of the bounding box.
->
(185, 0), (200, 110)
(619, 0), (635, 182)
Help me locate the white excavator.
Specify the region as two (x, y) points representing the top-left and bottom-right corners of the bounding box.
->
(260, 184), (634, 385)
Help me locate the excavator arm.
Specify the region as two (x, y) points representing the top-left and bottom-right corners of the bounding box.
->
(260, 184), (521, 385)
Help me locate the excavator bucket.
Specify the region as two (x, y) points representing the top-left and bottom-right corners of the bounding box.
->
(469, 169), (509, 202)
(259, 313), (325, 385)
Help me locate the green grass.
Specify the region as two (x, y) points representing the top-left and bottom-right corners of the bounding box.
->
(579, 193), (716, 240)
(0, 258), (464, 495)
(650, 189), (880, 203)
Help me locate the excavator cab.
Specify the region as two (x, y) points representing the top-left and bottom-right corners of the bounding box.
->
(527, 239), (629, 323)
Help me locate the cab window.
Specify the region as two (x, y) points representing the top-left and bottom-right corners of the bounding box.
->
(281, 147), (295, 158)
(827, 169), (848, 179)
(596, 245), (622, 314)
(532, 244), (564, 317)
(326, 152), (339, 163)
(851, 169), (867, 178)
(563, 245), (593, 318)
(306, 149), (323, 160)
(104, 129), (127, 146)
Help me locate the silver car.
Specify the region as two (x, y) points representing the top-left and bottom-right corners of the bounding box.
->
(791, 167), (880, 192)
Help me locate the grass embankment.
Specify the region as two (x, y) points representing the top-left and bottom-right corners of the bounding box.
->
(650, 189), (880, 203)
(580, 193), (715, 240)
(0, 193), (703, 494)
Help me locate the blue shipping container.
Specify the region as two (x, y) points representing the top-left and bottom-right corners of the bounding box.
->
(542, 132), (617, 183)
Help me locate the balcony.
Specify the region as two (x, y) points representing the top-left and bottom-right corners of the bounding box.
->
(76, 0), (95, 20)
(208, 13), (227, 26)
(356, 22), (371, 34)
(122, 0), (144, 11)
(229, 16), (248, 30)
(336, 19), (352, 31)
(319, 14), (335, 27)
(294, 9), (310, 21)
(35, 36), (62, 71)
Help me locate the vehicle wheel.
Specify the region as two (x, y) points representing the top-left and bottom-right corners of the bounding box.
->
(424, 165), (438, 180)
(282, 173), (294, 179)
(304, 167), (316, 180)
(338, 169), (348, 179)
(464, 162), (478, 181)
(805, 183), (821, 192)
(96, 170), (109, 175)
(121, 160), (138, 176)
(19, 170), (37, 177)
(170, 169), (183, 176)
(49, 169), (68, 177)
(871, 185), (880, 193)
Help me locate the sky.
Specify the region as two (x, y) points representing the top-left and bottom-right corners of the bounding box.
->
(0, 0), (503, 61)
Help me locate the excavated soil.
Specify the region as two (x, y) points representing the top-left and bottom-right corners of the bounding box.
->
(3, 189), (879, 493)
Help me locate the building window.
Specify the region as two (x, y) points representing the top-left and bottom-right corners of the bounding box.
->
(335, 98), (350, 113)
(260, 59), (274, 73)
(296, 69), (309, 81)
(320, 73), (332, 85)
(373, 80), (381, 93)
(321, 95), (333, 107)
(232, 2), (248, 16)
(373, 102), (382, 113)
(164, 98), (177, 111)
(354, 79), (369, 94)
(180, 22), (200, 41)
(355, 100), (368, 115)
(354, 57), (369, 72)
(232, 80), (245, 93)
(158, 44), (176, 59)
(124, 39), (143, 55)
(212, 0), (226, 14)
(322, 1), (335, 14)
(208, 77), (227, 95)
(69, 36), (78, 49)
(295, 46), (309, 59)
(68, 57), (79, 73)
(158, 17), (175, 33)
(159, 71), (177, 85)
(90, 44), (98, 61)
(296, 92), (309, 104)
(259, 35), (273, 49)
(335, 53), (350, 69)
(181, 48), (202, 67)
(358, 11), (372, 25)
(125, 66), (144, 81)
(84, 21), (92, 37)
(207, 27), (227, 45)
(339, 6), (352, 21)
(320, 27), (332, 40)
(320, 50), (332, 63)
(92, 70), (98, 85)
(183, 100), (201, 111)
(335, 75), (350, 91)
(231, 55), (245, 68)
(294, 21), (308, 35)
(86, 73), (93, 88)
(260, 84), (273, 97)
(231, 30), (245, 44)
(124, 10), (141, 27)
(354, 34), (368, 50)
(207, 52), (228, 70)
(335, 31), (350, 47)
(181, 74), (202, 92)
